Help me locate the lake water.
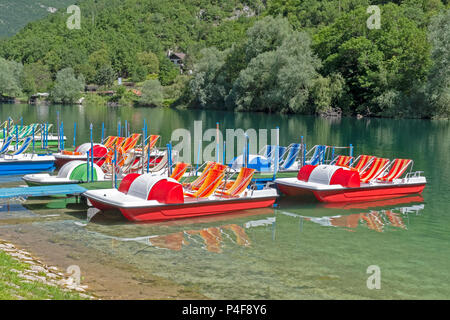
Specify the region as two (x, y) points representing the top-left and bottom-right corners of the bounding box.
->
(0, 103), (449, 299)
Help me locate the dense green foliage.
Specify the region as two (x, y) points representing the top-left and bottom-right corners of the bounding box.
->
(190, 17), (325, 113)
(0, 0), (75, 38)
(0, 57), (23, 97)
(51, 68), (85, 104)
(140, 79), (164, 107)
(22, 62), (53, 95)
(0, 0), (258, 80)
(426, 9), (450, 118)
(313, 3), (433, 116)
(0, 0), (449, 118)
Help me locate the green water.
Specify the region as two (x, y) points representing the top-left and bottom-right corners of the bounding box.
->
(0, 103), (449, 299)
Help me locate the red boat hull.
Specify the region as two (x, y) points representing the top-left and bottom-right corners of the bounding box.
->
(277, 182), (426, 203)
(88, 197), (277, 222)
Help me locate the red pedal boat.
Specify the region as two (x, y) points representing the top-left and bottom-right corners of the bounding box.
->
(54, 143), (107, 168)
(84, 167), (278, 222)
(275, 157), (426, 203)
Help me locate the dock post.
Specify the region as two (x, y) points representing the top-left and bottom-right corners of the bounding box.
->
(167, 143), (173, 176)
(272, 127), (279, 181)
(73, 122), (77, 148)
(61, 122), (64, 151)
(142, 127), (146, 174)
(223, 140), (226, 166)
(57, 111), (60, 152)
(349, 144), (353, 165)
(41, 123), (44, 149)
(144, 119), (147, 138)
(112, 159), (116, 189)
(147, 142), (150, 173)
(102, 122), (105, 143)
(45, 122), (48, 150)
(243, 144), (246, 168)
(15, 125), (18, 151)
(196, 139), (201, 175)
(32, 126), (35, 154)
(86, 151), (90, 183)
(331, 146), (335, 164)
(302, 142), (306, 167)
(216, 122), (220, 163)
(245, 133), (250, 168)
(114, 145), (117, 189)
(90, 123), (94, 182)
(300, 136), (304, 169)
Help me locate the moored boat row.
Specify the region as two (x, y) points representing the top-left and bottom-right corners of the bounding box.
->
(0, 120), (427, 223)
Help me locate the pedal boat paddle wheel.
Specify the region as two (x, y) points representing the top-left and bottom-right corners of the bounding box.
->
(275, 158), (426, 202)
(22, 160), (106, 186)
(83, 170), (278, 222)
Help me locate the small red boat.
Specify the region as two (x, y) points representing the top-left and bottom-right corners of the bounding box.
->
(84, 166), (278, 222)
(275, 156), (426, 203)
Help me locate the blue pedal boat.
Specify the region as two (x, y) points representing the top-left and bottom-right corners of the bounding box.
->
(0, 154), (56, 175)
(0, 136), (55, 175)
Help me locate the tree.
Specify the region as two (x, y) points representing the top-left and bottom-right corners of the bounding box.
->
(311, 73), (345, 113)
(137, 51), (160, 74)
(313, 4), (431, 115)
(51, 68), (85, 104)
(324, 36), (385, 113)
(22, 62), (52, 96)
(88, 48), (111, 71)
(189, 16), (323, 113)
(427, 9), (450, 118)
(130, 63), (148, 83)
(189, 47), (230, 108)
(229, 30), (321, 113)
(75, 63), (97, 84)
(158, 56), (180, 86)
(95, 65), (116, 87)
(140, 79), (163, 107)
(0, 58), (23, 97)
(42, 50), (62, 74)
(244, 15), (292, 62)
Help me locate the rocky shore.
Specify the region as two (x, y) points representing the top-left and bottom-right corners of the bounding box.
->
(0, 239), (95, 300)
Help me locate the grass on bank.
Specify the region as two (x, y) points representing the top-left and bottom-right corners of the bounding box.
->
(0, 251), (86, 300)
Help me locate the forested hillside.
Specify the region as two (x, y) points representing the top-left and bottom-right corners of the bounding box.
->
(0, 0), (449, 119)
(0, 0), (75, 38)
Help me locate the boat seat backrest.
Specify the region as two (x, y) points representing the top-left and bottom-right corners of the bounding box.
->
(378, 159), (412, 182)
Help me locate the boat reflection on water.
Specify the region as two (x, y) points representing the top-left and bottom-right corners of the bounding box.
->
(77, 195), (425, 254)
(319, 195), (425, 210)
(277, 195), (425, 233)
(86, 208), (274, 253)
(148, 224), (251, 253)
